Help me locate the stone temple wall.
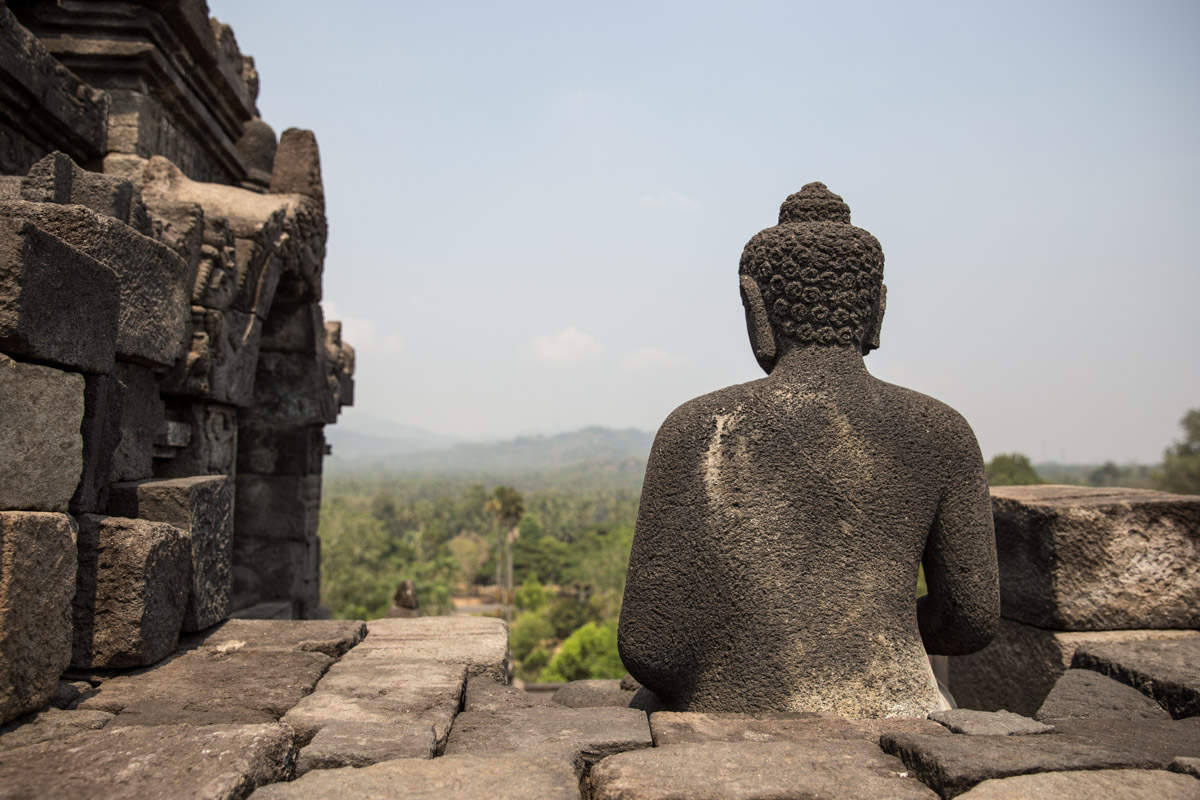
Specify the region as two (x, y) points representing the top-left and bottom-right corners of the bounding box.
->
(0, 0), (352, 725)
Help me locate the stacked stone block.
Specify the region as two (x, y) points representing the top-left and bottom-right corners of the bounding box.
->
(949, 486), (1200, 715)
(0, 2), (353, 726)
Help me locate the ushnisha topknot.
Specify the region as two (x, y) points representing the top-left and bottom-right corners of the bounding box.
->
(739, 183), (884, 349)
(778, 182), (852, 224)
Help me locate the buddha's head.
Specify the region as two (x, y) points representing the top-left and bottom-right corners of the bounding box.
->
(739, 183), (886, 372)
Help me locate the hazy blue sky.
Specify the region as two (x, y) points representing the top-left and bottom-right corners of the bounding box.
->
(210, 0), (1199, 463)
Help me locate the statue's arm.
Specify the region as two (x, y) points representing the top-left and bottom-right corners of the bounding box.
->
(917, 429), (1000, 655)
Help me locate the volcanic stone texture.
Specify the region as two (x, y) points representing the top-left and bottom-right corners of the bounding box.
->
(882, 717), (1200, 798)
(0, 216), (118, 373)
(0, 723), (295, 800)
(947, 618), (1198, 715)
(463, 677), (552, 712)
(621, 186), (998, 716)
(1035, 668), (1171, 722)
(649, 711), (948, 747)
(347, 616), (509, 682)
(70, 372), (125, 514)
(1073, 638), (1200, 718)
(110, 361), (164, 482)
(0, 353), (83, 512)
(443, 706), (653, 776)
(0, 707), (113, 751)
(77, 646), (333, 727)
(552, 678), (637, 708)
(928, 709), (1053, 736)
(295, 722), (436, 774)
(0, 200), (190, 368)
(178, 619), (365, 659)
(107, 475), (233, 631)
(0, 512), (77, 725)
(956, 769), (1200, 800)
(249, 755), (580, 800)
(20, 151), (153, 234)
(992, 485), (1200, 630)
(589, 741), (939, 800)
(71, 514), (191, 668)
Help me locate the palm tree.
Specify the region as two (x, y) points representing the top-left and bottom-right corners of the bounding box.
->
(484, 486), (524, 624)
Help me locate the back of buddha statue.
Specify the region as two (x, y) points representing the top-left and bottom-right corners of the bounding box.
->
(618, 184), (999, 717)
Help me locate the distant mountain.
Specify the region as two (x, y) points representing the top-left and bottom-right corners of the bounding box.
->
(325, 413), (458, 460)
(326, 425), (654, 485)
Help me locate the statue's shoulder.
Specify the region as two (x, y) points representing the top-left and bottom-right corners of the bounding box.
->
(649, 380), (765, 455)
(874, 378), (982, 455)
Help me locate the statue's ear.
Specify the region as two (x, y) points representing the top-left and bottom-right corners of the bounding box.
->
(863, 283), (886, 355)
(740, 275), (776, 374)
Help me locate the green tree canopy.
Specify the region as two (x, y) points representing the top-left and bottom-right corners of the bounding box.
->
(986, 453), (1042, 486)
(1154, 409), (1200, 495)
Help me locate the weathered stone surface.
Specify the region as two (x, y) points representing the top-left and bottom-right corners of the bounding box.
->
(0, 723), (295, 800)
(281, 659), (464, 748)
(237, 118), (277, 189)
(1074, 638), (1200, 719)
(947, 618), (1198, 715)
(20, 151), (152, 234)
(230, 600), (294, 620)
(1036, 668), (1170, 721)
(590, 741), (938, 800)
(882, 717), (1200, 798)
(444, 706), (652, 773)
(650, 711), (949, 747)
(71, 514), (191, 668)
(1171, 756), (1200, 777)
(955, 769), (1200, 800)
(0, 707), (113, 751)
(107, 475), (232, 631)
(0, 216), (118, 372)
(250, 755), (579, 800)
(77, 646), (333, 726)
(0, 512), (77, 725)
(464, 678), (551, 711)
(296, 721), (436, 774)
(69, 372), (125, 514)
(238, 423), (326, 476)
(163, 305), (263, 406)
(553, 679), (637, 708)
(620, 185), (998, 716)
(0, 354), (83, 512)
(248, 350), (338, 425)
(350, 616), (509, 682)
(155, 400), (238, 478)
(0, 200), (190, 367)
(50, 679), (94, 709)
(235, 473), (323, 541)
(992, 485), (1200, 630)
(230, 536), (316, 618)
(111, 361), (164, 482)
(928, 709), (1053, 735)
(260, 301), (324, 353)
(179, 619), (365, 659)
(270, 128), (324, 205)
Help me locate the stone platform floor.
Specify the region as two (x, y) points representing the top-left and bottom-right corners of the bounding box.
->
(0, 617), (1196, 799)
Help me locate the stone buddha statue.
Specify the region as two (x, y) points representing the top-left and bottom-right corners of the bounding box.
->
(618, 183), (999, 717)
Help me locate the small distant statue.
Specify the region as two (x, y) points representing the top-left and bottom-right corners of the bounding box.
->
(387, 579), (421, 619)
(618, 183), (999, 717)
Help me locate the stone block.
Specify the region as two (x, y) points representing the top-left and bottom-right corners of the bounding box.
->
(553, 679), (637, 708)
(1073, 638), (1200, 718)
(154, 401), (238, 478)
(162, 305), (262, 405)
(590, 741), (939, 800)
(0, 512), (77, 725)
(0, 200), (190, 367)
(649, 711), (948, 747)
(0, 723), (295, 800)
(443, 706), (653, 773)
(20, 151), (153, 234)
(107, 475), (232, 632)
(280, 659), (465, 748)
(69, 373), (125, 515)
(1035, 668), (1170, 722)
(928, 709), (1053, 736)
(247, 350), (337, 425)
(237, 423), (325, 476)
(992, 485), (1200, 630)
(1172, 756), (1200, 777)
(270, 128), (324, 205)
(230, 600), (294, 620)
(230, 537), (313, 614)
(235, 473), (322, 542)
(296, 721), (436, 774)
(881, 717), (1200, 798)
(0, 354), (83, 512)
(947, 617), (1198, 715)
(177, 619), (366, 659)
(110, 362), (163, 483)
(352, 616), (509, 682)
(0, 707), (113, 751)
(260, 301), (324, 353)
(71, 514), (191, 669)
(955, 769), (1200, 800)
(250, 755), (579, 800)
(0, 216), (118, 372)
(77, 647), (333, 727)
(464, 677), (552, 711)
